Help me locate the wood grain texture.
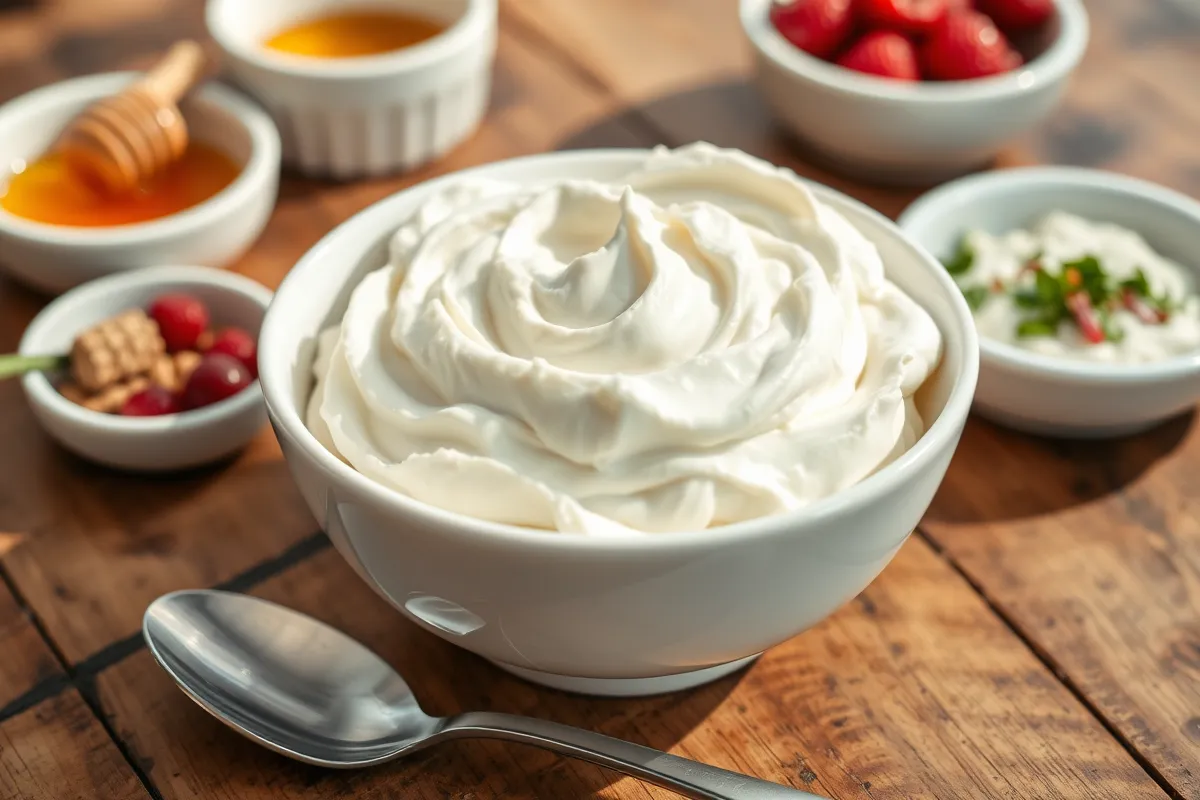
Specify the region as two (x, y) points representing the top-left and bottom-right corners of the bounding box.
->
(923, 417), (1200, 797)
(95, 542), (1166, 800)
(0, 577), (60, 711)
(0, 691), (148, 800)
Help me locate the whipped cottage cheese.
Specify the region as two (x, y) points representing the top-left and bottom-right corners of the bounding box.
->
(957, 212), (1200, 363)
(307, 144), (943, 535)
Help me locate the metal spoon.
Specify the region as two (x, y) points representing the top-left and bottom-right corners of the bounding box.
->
(143, 590), (823, 800)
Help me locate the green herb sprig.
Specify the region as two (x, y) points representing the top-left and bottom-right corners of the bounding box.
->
(940, 234), (1175, 345)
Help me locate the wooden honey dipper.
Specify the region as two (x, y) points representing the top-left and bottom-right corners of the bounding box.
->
(56, 40), (212, 195)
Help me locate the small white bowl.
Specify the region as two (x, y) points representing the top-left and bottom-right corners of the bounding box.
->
(740, 0), (1089, 185)
(19, 265), (273, 471)
(899, 166), (1200, 438)
(0, 73), (280, 295)
(258, 149), (978, 696)
(206, 0), (496, 179)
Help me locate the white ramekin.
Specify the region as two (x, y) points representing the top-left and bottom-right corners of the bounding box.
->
(0, 73), (280, 295)
(740, 0), (1089, 185)
(20, 265), (272, 471)
(899, 167), (1200, 438)
(206, 0), (496, 179)
(258, 149), (979, 697)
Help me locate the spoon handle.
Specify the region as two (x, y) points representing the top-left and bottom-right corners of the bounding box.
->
(440, 711), (824, 800)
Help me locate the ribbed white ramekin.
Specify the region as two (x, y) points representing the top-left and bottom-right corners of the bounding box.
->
(205, 0), (495, 179)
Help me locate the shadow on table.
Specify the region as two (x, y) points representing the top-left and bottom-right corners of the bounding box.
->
(555, 77), (963, 217)
(177, 608), (746, 799)
(924, 410), (1194, 525)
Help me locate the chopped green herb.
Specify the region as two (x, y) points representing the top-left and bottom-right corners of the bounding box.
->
(1119, 266), (1175, 318)
(1118, 267), (1152, 298)
(1100, 311), (1126, 343)
(942, 238), (975, 276)
(962, 285), (990, 310)
(1006, 252), (1162, 344)
(1012, 289), (1042, 309)
(1034, 268), (1063, 306)
(1061, 256), (1108, 305)
(1017, 318), (1060, 338)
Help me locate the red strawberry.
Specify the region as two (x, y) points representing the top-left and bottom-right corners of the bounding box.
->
(945, 0), (974, 9)
(975, 0), (1054, 31)
(857, 0), (948, 35)
(770, 0), (855, 60)
(922, 10), (1023, 80)
(837, 31), (920, 80)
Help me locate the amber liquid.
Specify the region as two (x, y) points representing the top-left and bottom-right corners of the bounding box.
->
(0, 142), (241, 227)
(264, 10), (444, 58)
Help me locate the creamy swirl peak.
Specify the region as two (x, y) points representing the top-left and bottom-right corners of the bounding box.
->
(307, 144), (943, 535)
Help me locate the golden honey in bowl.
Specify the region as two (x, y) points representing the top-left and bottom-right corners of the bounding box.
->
(0, 142), (240, 227)
(264, 9), (444, 58)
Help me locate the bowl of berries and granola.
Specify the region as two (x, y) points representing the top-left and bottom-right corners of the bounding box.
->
(10, 265), (271, 470)
(740, 0), (1089, 185)
(899, 166), (1200, 437)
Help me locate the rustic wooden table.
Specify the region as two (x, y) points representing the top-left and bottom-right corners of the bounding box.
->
(2, 1), (1200, 798)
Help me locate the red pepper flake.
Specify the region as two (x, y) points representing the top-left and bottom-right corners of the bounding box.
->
(1065, 267), (1082, 288)
(1066, 292), (1105, 344)
(991, 277), (1005, 293)
(1020, 258), (1042, 275)
(1122, 288), (1168, 324)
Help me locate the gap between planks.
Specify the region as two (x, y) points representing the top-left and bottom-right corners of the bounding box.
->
(915, 527), (1184, 800)
(0, 530), (332, 799)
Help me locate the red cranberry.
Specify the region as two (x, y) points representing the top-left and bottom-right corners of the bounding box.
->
(121, 386), (180, 417)
(204, 327), (258, 378)
(181, 353), (253, 410)
(149, 293), (210, 352)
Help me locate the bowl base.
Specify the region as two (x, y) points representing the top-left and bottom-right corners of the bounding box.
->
(489, 654), (760, 697)
(975, 405), (1171, 439)
(782, 132), (994, 188)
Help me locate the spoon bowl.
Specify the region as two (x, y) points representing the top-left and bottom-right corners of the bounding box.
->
(144, 589), (437, 767)
(144, 589), (823, 799)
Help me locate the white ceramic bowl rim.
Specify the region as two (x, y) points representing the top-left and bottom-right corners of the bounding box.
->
(260, 148), (980, 552)
(0, 73), (279, 247)
(19, 265), (273, 434)
(899, 165), (1200, 385)
(740, 0), (1089, 104)
(205, 0), (494, 80)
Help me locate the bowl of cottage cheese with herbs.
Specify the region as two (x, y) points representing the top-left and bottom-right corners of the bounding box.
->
(900, 166), (1200, 438)
(944, 212), (1200, 363)
(259, 143), (977, 693)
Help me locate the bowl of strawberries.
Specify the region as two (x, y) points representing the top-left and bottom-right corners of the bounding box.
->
(741, 0), (1088, 184)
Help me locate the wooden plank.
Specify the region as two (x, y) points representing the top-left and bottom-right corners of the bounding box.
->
(95, 542), (1165, 800)
(0, 3), (648, 666)
(0, 690), (149, 800)
(500, 0), (919, 217)
(502, 0), (748, 103)
(922, 417), (1200, 797)
(0, 577), (60, 712)
(0, 388), (317, 664)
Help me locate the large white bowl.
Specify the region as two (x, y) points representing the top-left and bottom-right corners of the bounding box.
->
(206, 0), (496, 179)
(259, 150), (979, 697)
(740, 0), (1089, 185)
(899, 166), (1200, 438)
(20, 265), (272, 471)
(0, 73), (280, 295)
